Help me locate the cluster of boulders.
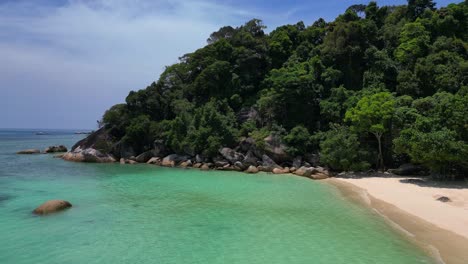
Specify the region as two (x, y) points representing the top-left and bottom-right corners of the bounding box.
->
(115, 145), (330, 180)
(57, 128), (330, 180)
(17, 145), (68, 155)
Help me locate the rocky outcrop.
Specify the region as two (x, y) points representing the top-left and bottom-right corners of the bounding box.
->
(33, 200), (72, 215)
(263, 135), (290, 164)
(135, 150), (154, 163)
(62, 128), (116, 163)
(219, 148), (245, 164)
(17, 149), (41, 154)
(261, 154), (281, 172)
(162, 154), (189, 167)
(44, 145), (68, 153)
(242, 150), (259, 166)
(62, 147), (116, 163)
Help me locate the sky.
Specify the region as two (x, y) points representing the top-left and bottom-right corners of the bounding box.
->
(0, 0), (462, 129)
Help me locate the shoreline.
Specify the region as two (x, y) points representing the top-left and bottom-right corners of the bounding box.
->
(327, 176), (468, 264)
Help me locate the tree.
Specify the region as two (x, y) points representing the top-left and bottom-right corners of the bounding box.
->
(283, 125), (312, 156)
(319, 125), (371, 171)
(407, 0), (435, 20)
(345, 92), (395, 169)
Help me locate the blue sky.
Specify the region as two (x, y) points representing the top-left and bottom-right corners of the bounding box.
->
(0, 0), (462, 129)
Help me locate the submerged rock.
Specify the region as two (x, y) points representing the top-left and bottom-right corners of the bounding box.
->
(17, 149), (40, 154)
(33, 200), (72, 215)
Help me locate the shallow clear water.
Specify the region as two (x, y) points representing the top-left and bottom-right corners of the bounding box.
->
(0, 129), (434, 264)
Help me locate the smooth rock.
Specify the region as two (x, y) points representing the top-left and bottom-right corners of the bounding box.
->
(146, 157), (161, 165)
(33, 200), (72, 215)
(135, 151), (154, 163)
(17, 149), (41, 154)
(245, 166), (259, 173)
(219, 147), (245, 164)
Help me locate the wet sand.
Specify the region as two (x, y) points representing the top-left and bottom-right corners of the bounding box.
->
(327, 176), (468, 264)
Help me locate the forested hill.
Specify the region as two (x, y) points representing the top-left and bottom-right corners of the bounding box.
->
(99, 0), (467, 178)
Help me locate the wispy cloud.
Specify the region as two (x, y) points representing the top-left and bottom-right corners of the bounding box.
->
(0, 0), (263, 129)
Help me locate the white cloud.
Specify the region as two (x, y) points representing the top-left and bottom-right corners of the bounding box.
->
(0, 0), (260, 128)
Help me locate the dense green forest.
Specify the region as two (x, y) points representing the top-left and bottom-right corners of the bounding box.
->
(101, 0), (467, 178)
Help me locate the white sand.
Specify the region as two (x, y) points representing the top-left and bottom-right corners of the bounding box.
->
(329, 176), (468, 264)
(335, 177), (468, 240)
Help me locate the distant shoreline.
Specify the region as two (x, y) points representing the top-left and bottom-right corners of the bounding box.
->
(328, 176), (468, 264)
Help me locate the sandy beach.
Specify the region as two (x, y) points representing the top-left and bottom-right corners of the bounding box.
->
(329, 175), (468, 264)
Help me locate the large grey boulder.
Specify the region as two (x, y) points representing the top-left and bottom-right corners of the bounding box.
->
(135, 150), (154, 163)
(62, 147), (116, 163)
(242, 150), (259, 166)
(261, 154), (281, 172)
(63, 128), (117, 163)
(33, 200), (72, 215)
(219, 148), (245, 164)
(162, 154), (189, 167)
(292, 156), (302, 169)
(263, 135), (290, 163)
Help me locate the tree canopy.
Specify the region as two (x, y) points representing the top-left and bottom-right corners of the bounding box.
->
(101, 1), (468, 178)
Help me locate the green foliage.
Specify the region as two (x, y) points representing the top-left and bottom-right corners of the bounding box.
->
(345, 92), (395, 169)
(283, 125), (312, 156)
(97, 2), (467, 177)
(319, 125), (371, 171)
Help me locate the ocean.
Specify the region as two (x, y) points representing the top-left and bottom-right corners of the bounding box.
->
(0, 129), (435, 263)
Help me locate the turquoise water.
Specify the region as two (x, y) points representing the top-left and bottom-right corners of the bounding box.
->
(0, 130), (434, 264)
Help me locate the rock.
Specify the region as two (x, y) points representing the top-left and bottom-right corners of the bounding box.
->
(180, 160), (192, 168)
(389, 163), (429, 176)
(33, 200), (72, 215)
(201, 163), (212, 170)
(53, 154), (65, 158)
(294, 166), (315, 177)
(242, 150), (259, 166)
(195, 154), (205, 164)
(120, 158), (125, 164)
(245, 165), (259, 173)
(44, 145), (68, 153)
(309, 173), (329, 180)
(215, 160), (230, 168)
(146, 157), (161, 165)
(62, 147), (116, 163)
(63, 128), (117, 163)
(292, 156), (302, 169)
(238, 137), (263, 158)
(272, 168), (287, 174)
(193, 163), (202, 168)
(237, 107), (260, 124)
(234, 161), (247, 171)
(135, 151), (154, 163)
(263, 135), (290, 163)
(162, 154), (189, 167)
(261, 154), (281, 172)
(112, 140), (136, 159)
(17, 149), (41, 154)
(290, 167), (297, 173)
(153, 139), (168, 157)
(436, 196), (451, 203)
(219, 147), (245, 164)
